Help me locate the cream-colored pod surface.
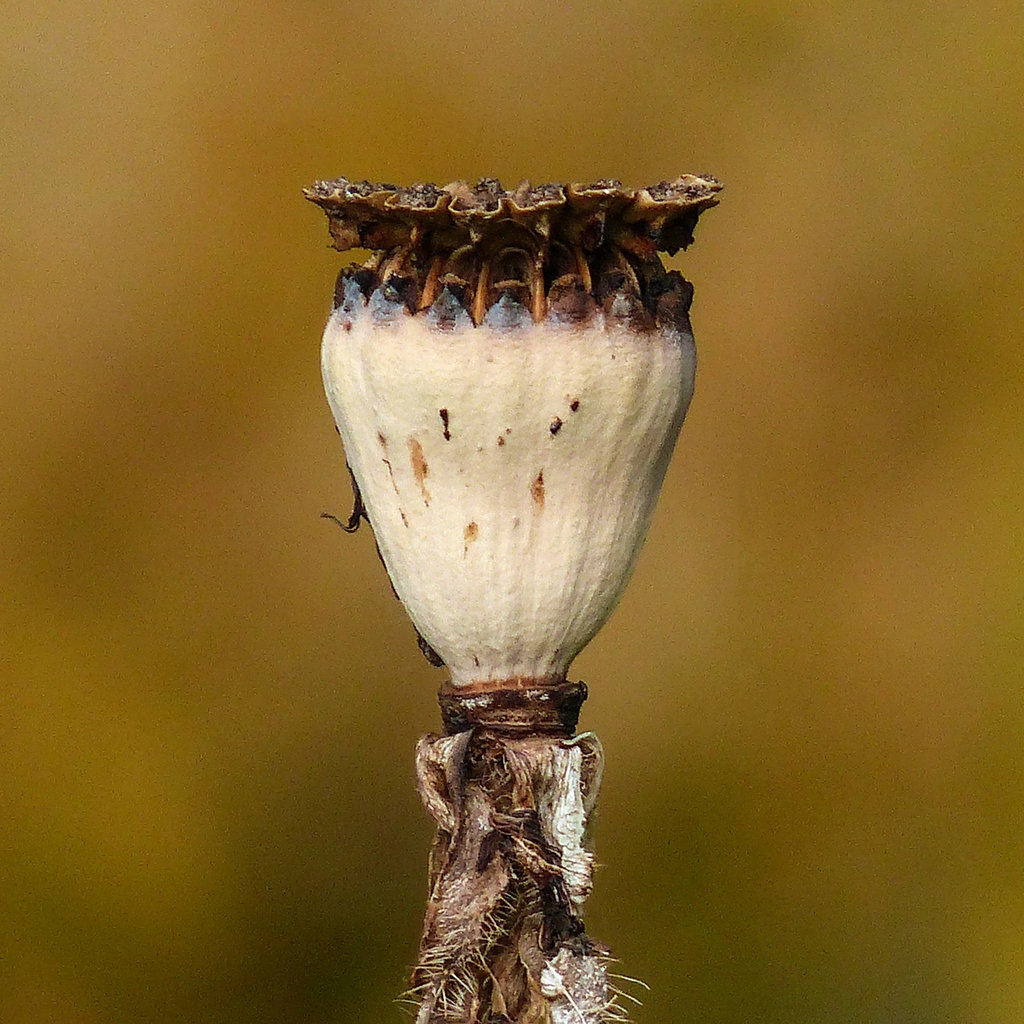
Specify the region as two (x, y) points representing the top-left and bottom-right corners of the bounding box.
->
(321, 302), (695, 687)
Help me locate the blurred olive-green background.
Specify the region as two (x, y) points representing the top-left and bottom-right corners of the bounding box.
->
(3, 1), (1023, 1021)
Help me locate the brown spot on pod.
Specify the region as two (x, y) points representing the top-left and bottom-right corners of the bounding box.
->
(439, 408), (451, 440)
(570, 399), (580, 412)
(463, 521), (479, 555)
(408, 438), (431, 505)
(530, 471), (545, 510)
(549, 417), (563, 436)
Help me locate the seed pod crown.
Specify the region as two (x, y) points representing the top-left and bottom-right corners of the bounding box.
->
(305, 176), (721, 329)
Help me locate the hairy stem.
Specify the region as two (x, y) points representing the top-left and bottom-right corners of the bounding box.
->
(409, 686), (626, 1024)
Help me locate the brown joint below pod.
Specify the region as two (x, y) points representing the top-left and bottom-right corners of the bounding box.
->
(439, 677), (588, 737)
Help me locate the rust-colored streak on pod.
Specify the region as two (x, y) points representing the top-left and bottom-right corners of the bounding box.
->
(408, 437), (431, 506)
(530, 470), (545, 511)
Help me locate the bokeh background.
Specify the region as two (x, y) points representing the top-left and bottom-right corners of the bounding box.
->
(3, 0), (1023, 1021)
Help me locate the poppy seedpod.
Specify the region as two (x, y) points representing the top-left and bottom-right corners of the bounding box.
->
(307, 176), (720, 690)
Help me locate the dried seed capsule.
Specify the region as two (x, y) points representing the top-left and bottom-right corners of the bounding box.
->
(309, 175), (720, 687)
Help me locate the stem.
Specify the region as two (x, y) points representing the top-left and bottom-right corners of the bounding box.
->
(408, 682), (625, 1023)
